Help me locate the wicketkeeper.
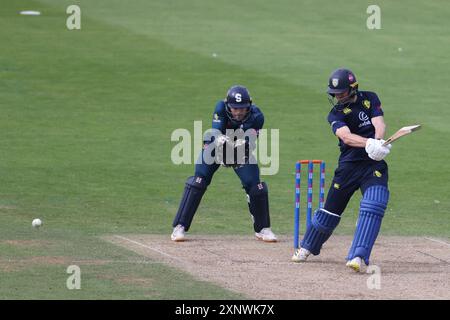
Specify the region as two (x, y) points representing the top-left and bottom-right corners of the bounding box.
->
(171, 85), (277, 242)
(293, 68), (392, 271)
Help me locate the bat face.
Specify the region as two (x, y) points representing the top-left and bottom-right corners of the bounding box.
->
(401, 125), (421, 133)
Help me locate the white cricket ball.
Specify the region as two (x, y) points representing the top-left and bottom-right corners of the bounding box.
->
(32, 218), (42, 228)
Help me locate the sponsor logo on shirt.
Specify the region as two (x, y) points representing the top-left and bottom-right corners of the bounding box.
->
(343, 107), (352, 114)
(358, 112), (371, 128)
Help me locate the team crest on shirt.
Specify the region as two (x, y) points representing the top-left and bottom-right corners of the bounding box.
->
(343, 107), (352, 114)
(374, 170), (382, 178)
(363, 100), (371, 109)
(332, 78), (339, 87)
(333, 183), (340, 189)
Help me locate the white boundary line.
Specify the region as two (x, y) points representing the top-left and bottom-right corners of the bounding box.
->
(424, 237), (450, 247)
(113, 235), (185, 263)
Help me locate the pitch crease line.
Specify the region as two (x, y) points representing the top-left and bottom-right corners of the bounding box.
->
(113, 235), (185, 263)
(424, 237), (450, 247)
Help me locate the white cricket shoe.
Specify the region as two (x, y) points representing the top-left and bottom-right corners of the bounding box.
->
(171, 224), (186, 242)
(346, 257), (362, 272)
(291, 248), (311, 262)
(255, 228), (278, 242)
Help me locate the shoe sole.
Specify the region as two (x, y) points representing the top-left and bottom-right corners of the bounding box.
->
(255, 236), (277, 243)
(346, 262), (361, 272)
(291, 249), (309, 262)
(291, 256), (306, 262)
(171, 236), (186, 242)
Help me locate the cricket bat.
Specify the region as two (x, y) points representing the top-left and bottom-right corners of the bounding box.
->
(382, 125), (421, 146)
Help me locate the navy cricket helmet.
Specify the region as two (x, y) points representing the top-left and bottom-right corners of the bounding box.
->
(225, 85), (252, 122)
(226, 85), (252, 108)
(327, 68), (359, 110)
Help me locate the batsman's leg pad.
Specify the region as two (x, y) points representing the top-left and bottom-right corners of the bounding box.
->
(247, 182), (270, 232)
(300, 209), (341, 255)
(347, 185), (389, 265)
(172, 176), (207, 232)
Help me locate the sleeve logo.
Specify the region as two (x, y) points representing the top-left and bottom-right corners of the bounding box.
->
(213, 113), (221, 123)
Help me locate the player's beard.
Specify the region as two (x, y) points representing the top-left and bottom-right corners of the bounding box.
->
(227, 107), (250, 123)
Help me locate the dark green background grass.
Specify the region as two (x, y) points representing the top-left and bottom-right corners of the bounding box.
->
(0, 0), (449, 299)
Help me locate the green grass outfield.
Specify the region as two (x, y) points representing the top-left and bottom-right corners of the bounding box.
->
(0, 0), (449, 299)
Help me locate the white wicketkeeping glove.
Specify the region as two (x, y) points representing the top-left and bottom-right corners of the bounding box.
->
(365, 138), (392, 161)
(215, 134), (230, 147)
(234, 138), (246, 148)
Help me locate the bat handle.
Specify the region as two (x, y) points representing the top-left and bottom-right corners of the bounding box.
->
(382, 139), (391, 146)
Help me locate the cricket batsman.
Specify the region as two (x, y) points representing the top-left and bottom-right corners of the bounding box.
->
(293, 68), (392, 271)
(171, 85), (277, 242)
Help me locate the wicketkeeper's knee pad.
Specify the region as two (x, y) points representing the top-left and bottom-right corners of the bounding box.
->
(247, 182), (270, 232)
(301, 208), (341, 255)
(347, 185), (389, 265)
(172, 176), (207, 231)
